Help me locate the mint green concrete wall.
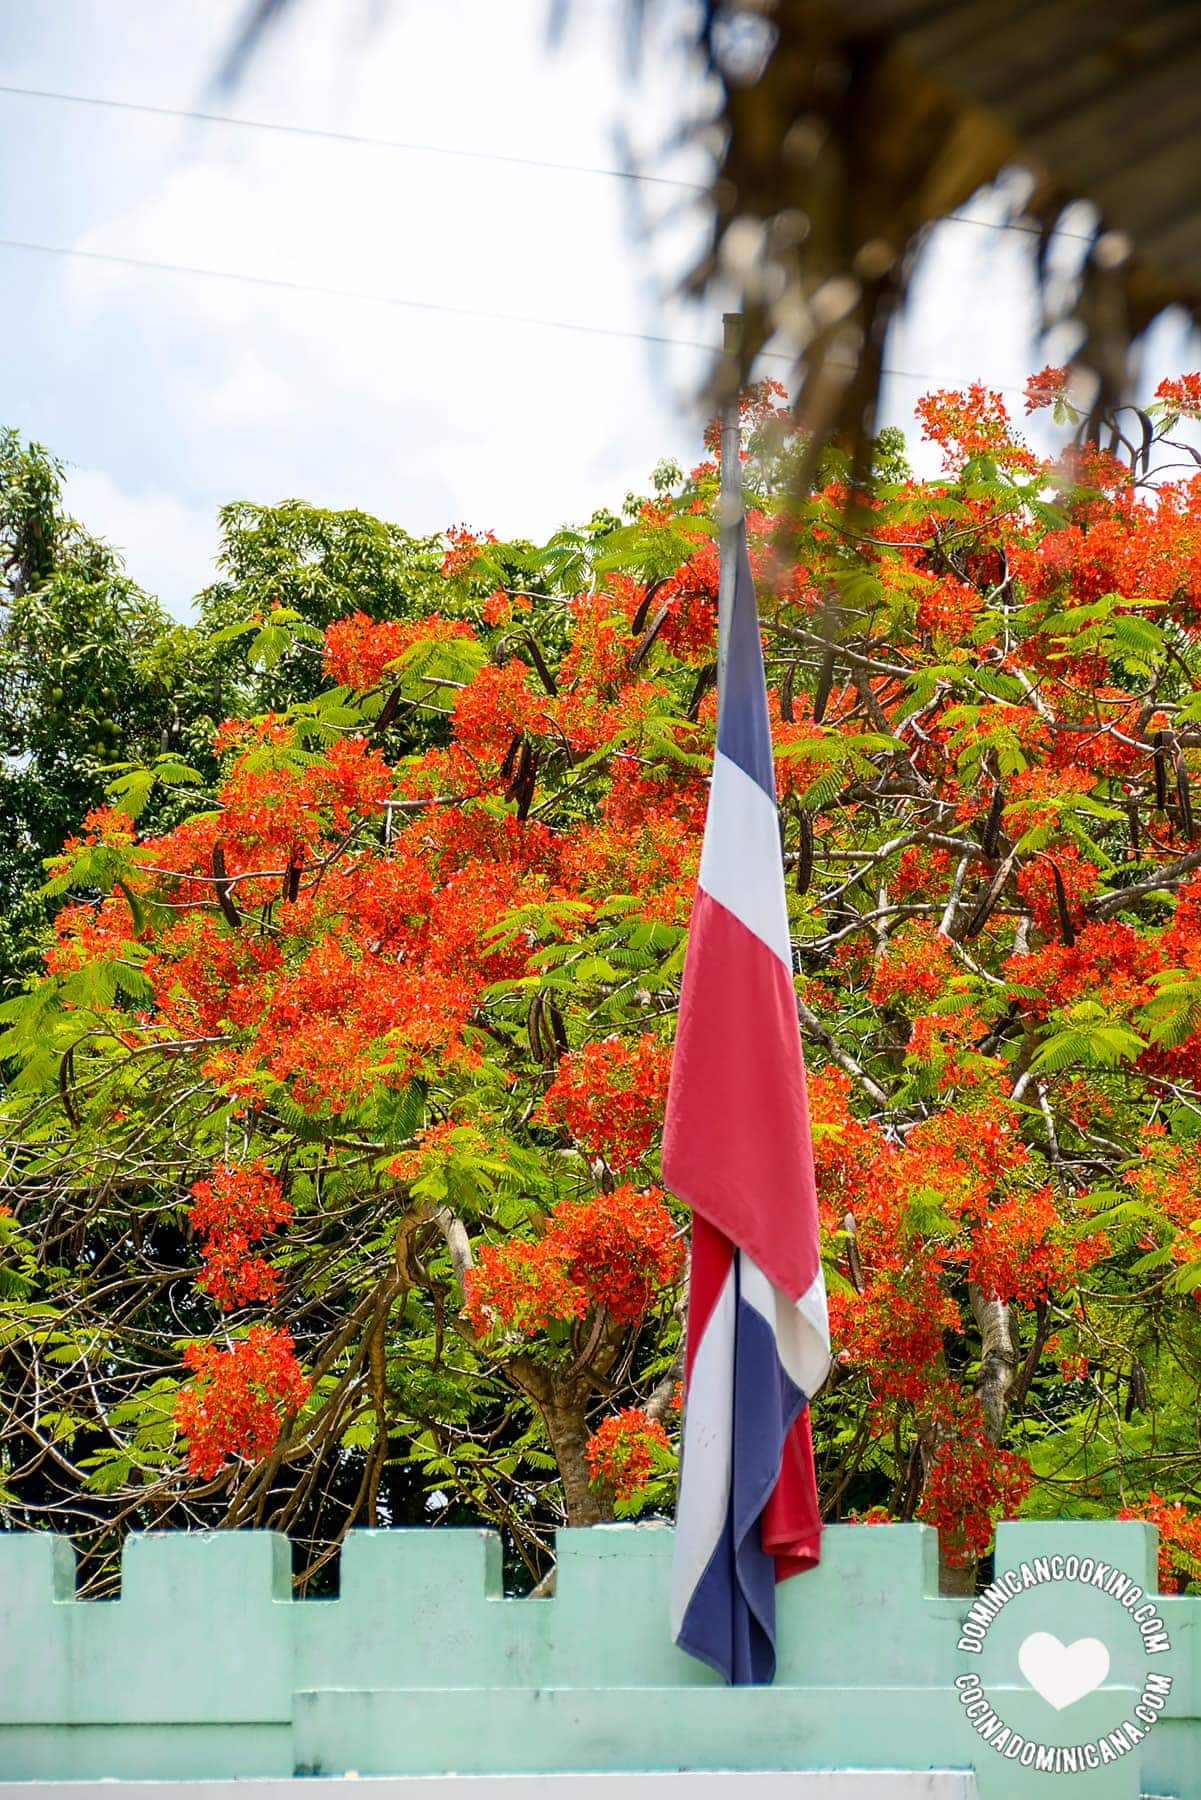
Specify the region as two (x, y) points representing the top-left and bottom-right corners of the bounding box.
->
(0, 1520), (1195, 1799)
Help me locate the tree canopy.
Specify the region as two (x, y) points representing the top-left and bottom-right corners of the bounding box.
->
(6, 379), (1201, 1595)
(0, 432), (189, 997)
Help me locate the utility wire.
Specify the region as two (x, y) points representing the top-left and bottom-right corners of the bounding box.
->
(0, 81), (1098, 246)
(0, 233), (747, 351)
(0, 81), (701, 191)
(0, 233), (1030, 398)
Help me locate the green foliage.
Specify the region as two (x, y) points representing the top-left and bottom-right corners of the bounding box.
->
(197, 501), (446, 713)
(0, 434), (202, 995)
(9, 380), (1201, 1596)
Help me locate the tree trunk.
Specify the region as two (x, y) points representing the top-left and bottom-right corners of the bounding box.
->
(938, 1553), (977, 1596)
(969, 1283), (1018, 1445)
(922, 1287), (1019, 1594)
(539, 1396), (612, 1525)
(434, 1209), (620, 1533)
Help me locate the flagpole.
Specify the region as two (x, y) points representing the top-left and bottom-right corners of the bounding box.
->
(717, 310), (744, 693)
(667, 308), (830, 1685)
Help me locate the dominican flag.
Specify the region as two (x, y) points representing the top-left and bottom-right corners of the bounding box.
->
(664, 519), (830, 1686)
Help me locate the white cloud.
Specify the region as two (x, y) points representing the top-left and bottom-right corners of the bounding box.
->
(9, 0), (1196, 625)
(4, 0), (714, 609)
(201, 350), (303, 426)
(64, 467), (220, 618)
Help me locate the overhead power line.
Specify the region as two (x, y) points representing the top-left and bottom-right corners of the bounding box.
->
(0, 81), (702, 192)
(0, 233), (746, 351)
(0, 233), (1030, 400)
(0, 82), (1098, 247)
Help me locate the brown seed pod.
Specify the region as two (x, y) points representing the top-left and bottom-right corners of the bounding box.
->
(687, 663), (717, 721)
(526, 990), (565, 1066)
(211, 844), (241, 930)
(504, 738), (533, 807)
(521, 632), (558, 697)
(812, 649), (836, 724)
(629, 576), (669, 639)
(372, 685), (403, 737)
(843, 1211), (865, 1295)
(795, 809), (814, 896)
(545, 998), (568, 1059)
(1153, 730), (1169, 812)
(962, 851), (1017, 940)
(780, 660), (797, 724)
(59, 1043), (80, 1129)
(981, 783), (1005, 858)
(499, 732), (523, 786)
(1125, 1356), (1148, 1421)
(629, 600), (672, 672)
(526, 990), (545, 1064)
(514, 745), (540, 822)
(1050, 859), (1077, 947)
(1175, 750), (1195, 841)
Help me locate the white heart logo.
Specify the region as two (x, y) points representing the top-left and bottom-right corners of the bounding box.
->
(1018, 1631), (1110, 1711)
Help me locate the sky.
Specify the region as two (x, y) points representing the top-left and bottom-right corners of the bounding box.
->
(0, 0), (1195, 618)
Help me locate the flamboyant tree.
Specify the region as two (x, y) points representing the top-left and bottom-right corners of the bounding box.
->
(6, 378), (1201, 1593)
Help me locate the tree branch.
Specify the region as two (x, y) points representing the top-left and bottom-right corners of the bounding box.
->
(1086, 842), (1201, 920)
(796, 993), (891, 1108)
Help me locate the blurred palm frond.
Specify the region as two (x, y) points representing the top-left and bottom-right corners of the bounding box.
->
(220, 0), (1201, 475)
(693, 0), (1201, 480)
